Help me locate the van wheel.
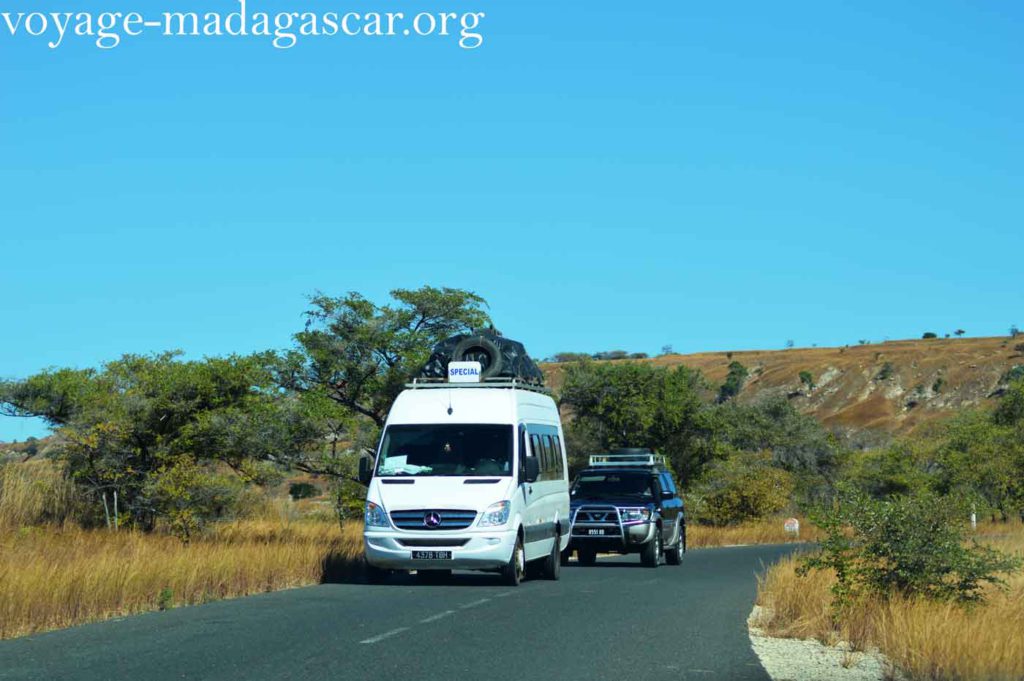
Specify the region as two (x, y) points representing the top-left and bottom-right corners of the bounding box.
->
(502, 535), (525, 586)
(541, 538), (561, 580)
(578, 548), (597, 566)
(641, 532), (662, 568)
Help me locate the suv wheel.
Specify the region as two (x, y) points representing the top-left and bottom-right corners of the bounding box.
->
(541, 536), (561, 580)
(666, 525), (684, 565)
(502, 535), (525, 586)
(641, 530), (662, 568)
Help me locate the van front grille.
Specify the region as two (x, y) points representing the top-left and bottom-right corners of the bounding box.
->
(397, 538), (470, 547)
(390, 509), (477, 530)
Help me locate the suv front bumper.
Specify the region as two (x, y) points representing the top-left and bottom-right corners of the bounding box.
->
(569, 513), (656, 551)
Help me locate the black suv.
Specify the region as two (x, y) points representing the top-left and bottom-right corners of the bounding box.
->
(566, 449), (685, 568)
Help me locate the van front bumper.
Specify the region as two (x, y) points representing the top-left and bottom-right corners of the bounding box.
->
(364, 528), (517, 571)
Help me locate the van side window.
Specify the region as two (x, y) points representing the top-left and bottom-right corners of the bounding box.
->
(541, 435), (555, 478)
(523, 426), (567, 482)
(529, 433), (543, 475)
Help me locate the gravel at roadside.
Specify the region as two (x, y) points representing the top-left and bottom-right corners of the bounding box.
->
(747, 605), (895, 681)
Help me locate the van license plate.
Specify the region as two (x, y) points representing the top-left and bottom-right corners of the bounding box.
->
(588, 529), (605, 536)
(412, 551), (452, 560)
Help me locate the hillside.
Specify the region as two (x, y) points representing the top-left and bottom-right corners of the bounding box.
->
(2, 337), (1021, 452)
(543, 336), (1024, 435)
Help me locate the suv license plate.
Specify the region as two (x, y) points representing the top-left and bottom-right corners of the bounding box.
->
(588, 529), (606, 536)
(411, 550), (452, 560)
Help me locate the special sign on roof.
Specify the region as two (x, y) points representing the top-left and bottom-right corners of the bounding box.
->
(448, 361), (482, 383)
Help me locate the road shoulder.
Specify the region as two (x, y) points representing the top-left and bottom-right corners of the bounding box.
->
(747, 605), (893, 681)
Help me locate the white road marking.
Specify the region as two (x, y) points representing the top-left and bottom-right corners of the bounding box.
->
(359, 627), (409, 644)
(458, 597), (492, 609)
(419, 610), (455, 624)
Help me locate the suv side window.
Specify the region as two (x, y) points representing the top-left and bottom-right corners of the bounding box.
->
(660, 472), (677, 497)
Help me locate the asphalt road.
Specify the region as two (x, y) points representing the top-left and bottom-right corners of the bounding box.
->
(0, 544), (796, 681)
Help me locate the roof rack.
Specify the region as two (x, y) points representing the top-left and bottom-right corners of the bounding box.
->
(405, 378), (552, 395)
(588, 452), (667, 467)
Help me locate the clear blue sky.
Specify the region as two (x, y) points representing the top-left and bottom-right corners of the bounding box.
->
(2, 1), (1022, 441)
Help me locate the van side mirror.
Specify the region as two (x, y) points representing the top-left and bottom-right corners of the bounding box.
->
(358, 457), (373, 486)
(523, 457), (540, 484)
(661, 490), (675, 500)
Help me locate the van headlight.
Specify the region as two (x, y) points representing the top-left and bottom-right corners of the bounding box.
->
(478, 501), (511, 527)
(364, 501), (389, 528)
(620, 508), (651, 523)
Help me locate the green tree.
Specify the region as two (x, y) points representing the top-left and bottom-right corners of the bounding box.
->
(559, 361), (707, 478)
(275, 286), (490, 431)
(0, 352), (303, 532)
(717, 361), (748, 403)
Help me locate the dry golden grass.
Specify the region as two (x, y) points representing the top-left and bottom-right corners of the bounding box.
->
(0, 459), (83, 529)
(0, 519), (363, 640)
(755, 522), (1024, 681)
(2, 460), (822, 640)
(688, 517), (821, 548)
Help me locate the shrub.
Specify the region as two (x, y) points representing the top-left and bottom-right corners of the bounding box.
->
(799, 487), (1021, 610)
(922, 332), (938, 339)
(932, 376), (945, 393)
(688, 452), (795, 525)
(551, 352), (590, 363)
(799, 371), (814, 391)
(288, 482), (320, 500)
(1001, 365), (1024, 385)
(875, 362), (894, 381)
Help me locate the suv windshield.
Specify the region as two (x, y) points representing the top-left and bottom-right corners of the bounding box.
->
(376, 424), (514, 477)
(572, 471), (653, 499)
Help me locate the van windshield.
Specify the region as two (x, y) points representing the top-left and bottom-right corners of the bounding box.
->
(376, 424), (514, 477)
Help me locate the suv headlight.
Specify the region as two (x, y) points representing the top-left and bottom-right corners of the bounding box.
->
(620, 508), (652, 523)
(478, 501), (511, 527)
(364, 501), (389, 528)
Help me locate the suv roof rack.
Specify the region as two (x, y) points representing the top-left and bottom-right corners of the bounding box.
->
(588, 452), (668, 468)
(405, 378), (552, 395)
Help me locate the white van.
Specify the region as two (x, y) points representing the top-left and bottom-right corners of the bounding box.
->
(359, 374), (570, 586)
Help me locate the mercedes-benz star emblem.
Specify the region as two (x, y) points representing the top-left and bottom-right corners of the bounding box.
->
(423, 512), (442, 528)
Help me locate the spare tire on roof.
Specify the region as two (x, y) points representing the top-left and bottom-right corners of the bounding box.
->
(452, 335), (504, 380)
(419, 330), (545, 385)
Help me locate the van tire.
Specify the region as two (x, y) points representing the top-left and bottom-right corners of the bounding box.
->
(452, 336), (504, 380)
(541, 537), (561, 580)
(502, 535), (525, 586)
(578, 548), (597, 566)
(641, 531), (661, 568)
